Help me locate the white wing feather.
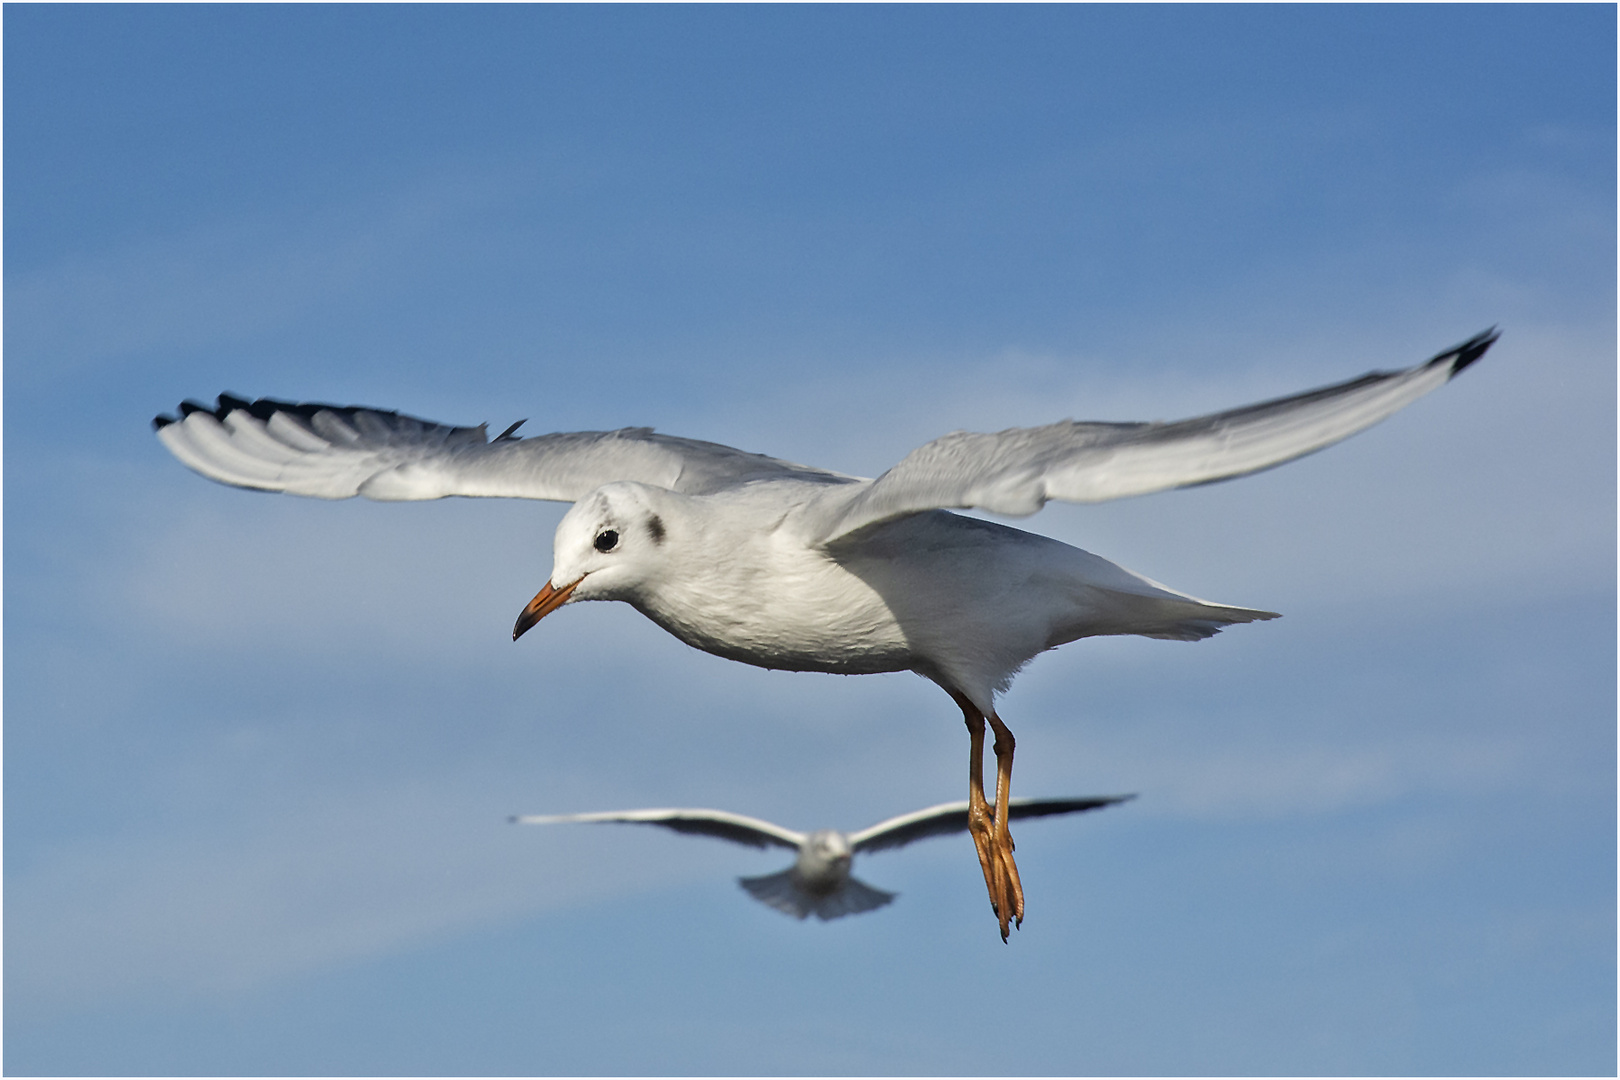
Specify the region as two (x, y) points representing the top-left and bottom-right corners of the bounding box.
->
(805, 330), (1498, 544)
(154, 396), (857, 503)
(511, 808), (806, 850)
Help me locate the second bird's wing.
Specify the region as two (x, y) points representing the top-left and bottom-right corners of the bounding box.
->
(511, 808), (806, 850)
(849, 795), (1134, 854)
(806, 330), (1498, 544)
(154, 395), (859, 502)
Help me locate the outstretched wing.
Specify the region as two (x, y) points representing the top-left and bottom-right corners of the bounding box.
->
(153, 394), (858, 502)
(808, 330), (1498, 544)
(511, 808), (805, 851)
(849, 795), (1134, 854)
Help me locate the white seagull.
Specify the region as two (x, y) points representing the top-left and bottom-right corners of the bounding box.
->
(153, 329), (1497, 940)
(513, 796), (1133, 921)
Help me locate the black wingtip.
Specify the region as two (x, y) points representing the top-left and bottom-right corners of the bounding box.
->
(1435, 327), (1500, 378)
(155, 393), (241, 432)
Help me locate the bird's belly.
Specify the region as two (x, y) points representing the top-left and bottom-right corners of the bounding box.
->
(641, 602), (915, 676)
(633, 558), (915, 676)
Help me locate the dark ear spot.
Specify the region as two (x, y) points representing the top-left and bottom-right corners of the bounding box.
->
(646, 514), (666, 545)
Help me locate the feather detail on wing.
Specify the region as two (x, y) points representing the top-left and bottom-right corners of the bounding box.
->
(849, 795), (1134, 854)
(807, 330), (1498, 544)
(511, 808), (805, 850)
(154, 395), (858, 502)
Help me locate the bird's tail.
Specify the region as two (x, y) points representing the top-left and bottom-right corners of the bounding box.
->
(812, 876), (897, 920)
(738, 871), (896, 921)
(1125, 595), (1280, 641)
(1061, 580), (1279, 643)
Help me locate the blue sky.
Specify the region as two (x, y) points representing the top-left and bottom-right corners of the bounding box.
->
(5, 5), (1614, 1075)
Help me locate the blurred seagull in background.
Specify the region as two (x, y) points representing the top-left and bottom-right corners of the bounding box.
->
(514, 796), (1133, 921)
(153, 329), (1497, 940)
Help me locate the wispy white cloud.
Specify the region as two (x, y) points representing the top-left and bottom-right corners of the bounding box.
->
(1076, 737), (1526, 821)
(5, 166), (515, 380)
(5, 760), (753, 1013)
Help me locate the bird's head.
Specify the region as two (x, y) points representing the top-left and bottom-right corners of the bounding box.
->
(513, 482), (674, 640)
(794, 829), (854, 893)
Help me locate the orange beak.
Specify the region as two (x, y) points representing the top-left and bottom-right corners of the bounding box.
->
(512, 578), (580, 641)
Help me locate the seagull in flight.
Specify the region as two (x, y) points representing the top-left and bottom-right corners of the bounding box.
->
(514, 796), (1133, 921)
(153, 329), (1497, 940)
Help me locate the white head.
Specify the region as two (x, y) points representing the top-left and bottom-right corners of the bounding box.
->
(792, 829), (855, 894)
(512, 482), (675, 640)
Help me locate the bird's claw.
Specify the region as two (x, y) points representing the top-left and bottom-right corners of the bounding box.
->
(993, 831), (1023, 940)
(970, 801), (1023, 940)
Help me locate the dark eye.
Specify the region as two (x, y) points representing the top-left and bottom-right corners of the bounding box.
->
(593, 529), (620, 553)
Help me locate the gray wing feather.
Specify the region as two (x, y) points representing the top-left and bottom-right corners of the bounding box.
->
(511, 808), (805, 850)
(154, 395), (858, 502)
(849, 795), (1134, 853)
(809, 331), (1498, 544)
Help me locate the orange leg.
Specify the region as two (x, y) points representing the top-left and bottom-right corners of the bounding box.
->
(986, 710), (1024, 932)
(951, 690), (1022, 940)
(956, 697), (1003, 918)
